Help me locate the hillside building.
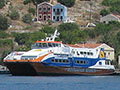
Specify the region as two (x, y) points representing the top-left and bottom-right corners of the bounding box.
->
(53, 4), (67, 22)
(37, 2), (67, 22)
(37, 2), (53, 21)
(100, 14), (120, 24)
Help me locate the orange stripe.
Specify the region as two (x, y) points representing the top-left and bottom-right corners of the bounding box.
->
(4, 52), (53, 62)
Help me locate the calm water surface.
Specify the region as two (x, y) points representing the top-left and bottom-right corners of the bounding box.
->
(0, 74), (120, 90)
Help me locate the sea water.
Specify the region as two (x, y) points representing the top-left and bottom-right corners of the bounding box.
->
(0, 74), (120, 90)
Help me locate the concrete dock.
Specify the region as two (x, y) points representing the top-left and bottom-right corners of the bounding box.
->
(0, 65), (10, 74)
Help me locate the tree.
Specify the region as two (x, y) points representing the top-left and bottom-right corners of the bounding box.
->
(100, 9), (110, 17)
(28, 7), (36, 16)
(13, 33), (30, 45)
(58, 23), (79, 32)
(24, 0), (32, 5)
(32, 0), (49, 4)
(57, 0), (76, 7)
(22, 14), (32, 24)
(9, 10), (20, 20)
(0, 0), (5, 9)
(0, 14), (9, 30)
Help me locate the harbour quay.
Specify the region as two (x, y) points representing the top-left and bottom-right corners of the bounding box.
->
(0, 65), (10, 74)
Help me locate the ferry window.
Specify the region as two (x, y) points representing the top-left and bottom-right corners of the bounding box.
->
(77, 51), (80, 55)
(59, 59), (62, 62)
(51, 59), (55, 62)
(87, 52), (90, 55)
(66, 60), (69, 63)
(80, 61), (83, 64)
(42, 43), (47, 47)
(80, 52), (83, 55)
(52, 43), (56, 47)
(55, 59), (58, 63)
(63, 60), (65, 63)
(58, 44), (61, 47)
(90, 52), (93, 55)
(99, 62), (102, 65)
(48, 43), (53, 47)
(105, 61), (109, 65)
(84, 52), (86, 54)
(71, 49), (75, 54)
(55, 43), (58, 47)
(36, 43), (42, 47)
(76, 60), (79, 64)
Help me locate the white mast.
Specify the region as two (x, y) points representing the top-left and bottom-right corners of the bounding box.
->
(45, 29), (60, 41)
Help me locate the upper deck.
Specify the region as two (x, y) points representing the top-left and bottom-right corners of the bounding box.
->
(32, 41), (63, 49)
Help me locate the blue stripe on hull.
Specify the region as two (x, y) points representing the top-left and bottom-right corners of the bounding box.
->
(42, 57), (108, 68)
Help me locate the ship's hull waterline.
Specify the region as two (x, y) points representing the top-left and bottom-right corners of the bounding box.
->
(4, 62), (115, 76)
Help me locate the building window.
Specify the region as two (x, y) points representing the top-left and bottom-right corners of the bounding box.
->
(108, 52), (110, 55)
(53, 16), (55, 20)
(43, 7), (46, 11)
(103, 21), (106, 24)
(39, 14), (42, 19)
(39, 7), (42, 11)
(57, 8), (59, 12)
(60, 16), (63, 20)
(61, 8), (63, 12)
(48, 7), (51, 11)
(53, 8), (55, 12)
(48, 14), (51, 19)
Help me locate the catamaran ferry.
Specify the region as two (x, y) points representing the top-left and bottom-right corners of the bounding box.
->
(3, 30), (115, 76)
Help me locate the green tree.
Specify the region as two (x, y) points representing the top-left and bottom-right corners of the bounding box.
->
(100, 9), (110, 16)
(0, 0), (5, 9)
(32, 0), (49, 4)
(0, 14), (9, 30)
(58, 23), (79, 32)
(9, 9), (20, 20)
(57, 0), (76, 7)
(13, 33), (30, 45)
(0, 31), (10, 38)
(24, 0), (32, 5)
(28, 7), (36, 16)
(22, 14), (32, 24)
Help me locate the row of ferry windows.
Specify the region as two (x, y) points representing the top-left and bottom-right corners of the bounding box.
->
(75, 60), (88, 65)
(51, 59), (69, 63)
(35, 43), (61, 47)
(72, 50), (93, 56)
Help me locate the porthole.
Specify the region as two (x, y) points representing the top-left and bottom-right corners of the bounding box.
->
(51, 59), (54, 62)
(59, 59), (62, 62)
(66, 60), (69, 63)
(55, 59), (58, 63)
(63, 60), (65, 63)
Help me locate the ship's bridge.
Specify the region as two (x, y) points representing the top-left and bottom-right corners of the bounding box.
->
(31, 41), (63, 49)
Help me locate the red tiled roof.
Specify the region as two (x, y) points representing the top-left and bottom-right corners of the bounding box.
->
(112, 14), (120, 19)
(65, 43), (102, 48)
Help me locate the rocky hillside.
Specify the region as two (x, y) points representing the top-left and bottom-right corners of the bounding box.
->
(0, 0), (105, 31)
